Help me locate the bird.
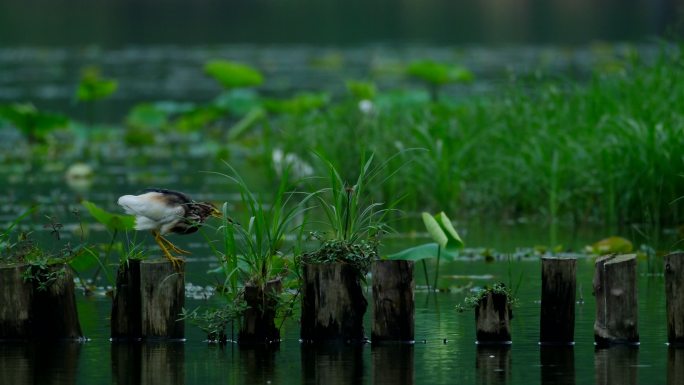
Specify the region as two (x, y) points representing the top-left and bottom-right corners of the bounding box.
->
(117, 188), (221, 270)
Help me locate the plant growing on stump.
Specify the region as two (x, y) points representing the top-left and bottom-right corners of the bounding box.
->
(298, 154), (396, 343)
(191, 164), (308, 344)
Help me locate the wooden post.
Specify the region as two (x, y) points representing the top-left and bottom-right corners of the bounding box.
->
(111, 259), (185, 340)
(372, 260), (414, 343)
(111, 260), (142, 340)
(372, 344), (414, 385)
(540, 257), (576, 345)
(665, 252), (684, 346)
(140, 260), (185, 339)
(239, 279), (282, 344)
(300, 263), (367, 343)
(475, 291), (512, 344)
(476, 345), (511, 385)
(540, 346), (575, 385)
(0, 265), (33, 339)
(593, 254), (638, 346)
(31, 265), (83, 339)
(594, 347), (638, 385)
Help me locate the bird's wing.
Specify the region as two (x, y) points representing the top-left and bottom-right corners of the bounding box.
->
(118, 192), (185, 223)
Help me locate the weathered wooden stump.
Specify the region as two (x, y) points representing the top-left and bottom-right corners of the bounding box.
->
(475, 345), (511, 385)
(593, 254), (638, 346)
(0, 265), (33, 339)
(540, 346), (575, 385)
(475, 291), (512, 344)
(372, 344), (414, 385)
(239, 279), (282, 344)
(594, 346), (638, 385)
(540, 257), (576, 345)
(32, 266), (83, 339)
(372, 260), (414, 343)
(665, 252), (684, 346)
(300, 263), (367, 343)
(111, 259), (142, 339)
(301, 344), (365, 385)
(111, 259), (184, 340)
(668, 347), (684, 385)
(0, 264), (82, 340)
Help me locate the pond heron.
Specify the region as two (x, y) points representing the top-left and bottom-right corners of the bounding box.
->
(117, 189), (221, 270)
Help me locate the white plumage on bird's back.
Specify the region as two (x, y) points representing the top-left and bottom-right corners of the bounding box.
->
(117, 192), (185, 234)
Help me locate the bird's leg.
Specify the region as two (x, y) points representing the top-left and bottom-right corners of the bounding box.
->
(153, 231), (185, 271)
(157, 234), (191, 255)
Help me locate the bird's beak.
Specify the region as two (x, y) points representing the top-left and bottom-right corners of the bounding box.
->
(211, 207), (223, 218)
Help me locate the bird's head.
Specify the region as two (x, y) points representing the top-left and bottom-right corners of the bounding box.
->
(196, 202), (222, 219)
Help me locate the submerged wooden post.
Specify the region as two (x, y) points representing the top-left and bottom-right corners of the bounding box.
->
(0, 265), (33, 339)
(668, 347), (684, 385)
(371, 260), (414, 343)
(594, 347), (638, 385)
(111, 342), (185, 385)
(475, 291), (512, 344)
(239, 279), (282, 344)
(111, 259), (184, 340)
(31, 265), (83, 339)
(593, 254), (638, 346)
(540, 257), (576, 345)
(540, 346), (575, 385)
(300, 263), (367, 343)
(372, 344), (414, 385)
(665, 252), (684, 346)
(301, 344), (365, 385)
(476, 345), (511, 385)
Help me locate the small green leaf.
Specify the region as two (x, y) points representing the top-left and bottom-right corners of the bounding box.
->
(435, 212), (464, 250)
(422, 212), (447, 248)
(68, 248), (99, 271)
(82, 201), (135, 232)
(76, 67), (118, 102)
(204, 60), (264, 89)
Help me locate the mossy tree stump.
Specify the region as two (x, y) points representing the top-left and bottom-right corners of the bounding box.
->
(540, 257), (576, 345)
(111, 259), (184, 340)
(475, 291), (512, 344)
(0, 264), (82, 340)
(300, 263), (367, 343)
(239, 279), (282, 344)
(593, 254), (638, 346)
(371, 260), (414, 343)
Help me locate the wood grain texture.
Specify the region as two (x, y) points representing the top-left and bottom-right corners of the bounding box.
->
(475, 291), (512, 344)
(593, 254), (638, 346)
(371, 260), (414, 343)
(665, 252), (684, 345)
(540, 257), (576, 344)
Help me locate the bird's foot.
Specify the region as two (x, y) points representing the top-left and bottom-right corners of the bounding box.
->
(167, 255), (186, 272)
(159, 236), (191, 255)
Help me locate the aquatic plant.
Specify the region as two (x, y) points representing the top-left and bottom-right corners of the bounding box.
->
(387, 211), (464, 291)
(75, 66), (118, 127)
(455, 282), (518, 313)
(407, 60), (473, 101)
(204, 60), (264, 89)
(0, 103), (69, 143)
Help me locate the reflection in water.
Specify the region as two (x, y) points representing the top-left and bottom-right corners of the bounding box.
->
(476, 345), (511, 385)
(239, 345), (278, 384)
(594, 347), (638, 385)
(301, 344), (364, 385)
(111, 342), (185, 385)
(540, 346), (575, 385)
(0, 342), (82, 385)
(668, 347), (684, 385)
(372, 344), (414, 385)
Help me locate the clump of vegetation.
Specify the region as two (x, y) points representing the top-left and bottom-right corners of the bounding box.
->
(455, 283), (518, 313)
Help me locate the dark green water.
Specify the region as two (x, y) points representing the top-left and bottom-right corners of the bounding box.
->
(0, 257), (673, 384)
(0, 0), (680, 46)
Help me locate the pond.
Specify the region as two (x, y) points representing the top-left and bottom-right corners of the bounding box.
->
(0, 256), (674, 385)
